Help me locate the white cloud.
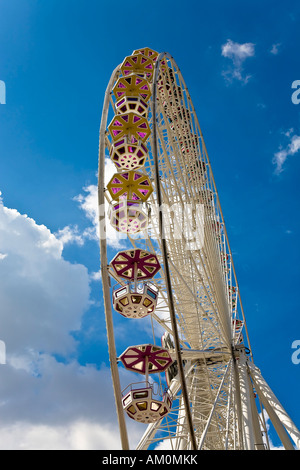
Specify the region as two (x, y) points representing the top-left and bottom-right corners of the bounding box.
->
(273, 133), (300, 174)
(74, 158), (116, 237)
(75, 183), (126, 249)
(270, 43), (281, 55)
(90, 269), (101, 281)
(55, 225), (84, 246)
(74, 184), (98, 237)
(0, 421), (119, 450)
(0, 177), (159, 449)
(0, 199), (91, 356)
(74, 158), (127, 249)
(221, 39), (255, 83)
(0, 352), (124, 449)
(222, 39), (255, 61)
(0, 194), (139, 449)
(289, 135), (300, 154)
(53, 158), (127, 251)
(0, 348), (143, 449)
(154, 439), (172, 450)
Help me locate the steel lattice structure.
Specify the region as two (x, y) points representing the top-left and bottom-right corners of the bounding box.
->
(98, 49), (300, 450)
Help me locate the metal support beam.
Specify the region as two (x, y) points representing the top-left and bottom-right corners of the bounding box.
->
(238, 351), (255, 449)
(248, 362), (300, 450)
(232, 357), (244, 449)
(98, 66), (130, 450)
(248, 374), (266, 449)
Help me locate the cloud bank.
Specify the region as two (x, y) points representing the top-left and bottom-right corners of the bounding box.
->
(0, 193), (125, 449)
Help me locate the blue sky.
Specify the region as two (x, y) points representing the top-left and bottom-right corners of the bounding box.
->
(0, 0), (299, 449)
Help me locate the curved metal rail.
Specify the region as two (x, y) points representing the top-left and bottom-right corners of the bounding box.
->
(98, 49), (300, 451)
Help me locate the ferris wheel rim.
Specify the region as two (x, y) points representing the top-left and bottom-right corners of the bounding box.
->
(98, 53), (238, 450)
(98, 54), (197, 450)
(98, 63), (130, 450)
(97, 49), (299, 451)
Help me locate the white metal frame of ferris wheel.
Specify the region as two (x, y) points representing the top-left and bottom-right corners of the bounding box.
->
(98, 51), (300, 451)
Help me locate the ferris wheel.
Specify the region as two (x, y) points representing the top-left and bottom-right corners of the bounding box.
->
(98, 48), (300, 450)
